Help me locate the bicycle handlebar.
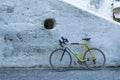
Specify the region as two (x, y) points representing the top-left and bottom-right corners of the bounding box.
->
(59, 37), (69, 47)
(59, 37), (91, 47)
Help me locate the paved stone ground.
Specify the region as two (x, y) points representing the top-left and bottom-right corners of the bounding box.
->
(0, 67), (120, 80)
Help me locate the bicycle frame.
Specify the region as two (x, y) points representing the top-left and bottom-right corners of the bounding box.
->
(50, 37), (105, 71)
(64, 41), (96, 62)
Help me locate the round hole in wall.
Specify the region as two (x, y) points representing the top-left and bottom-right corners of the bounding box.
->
(44, 18), (56, 29)
(7, 7), (14, 13)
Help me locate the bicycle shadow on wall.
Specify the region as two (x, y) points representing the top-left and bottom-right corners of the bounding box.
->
(49, 37), (106, 72)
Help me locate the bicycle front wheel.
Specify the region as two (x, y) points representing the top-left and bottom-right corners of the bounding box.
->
(84, 48), (106, 70)
(49, 49), (72, 71)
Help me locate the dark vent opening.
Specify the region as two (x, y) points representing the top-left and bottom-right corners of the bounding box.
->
(44, 18), (56, 29)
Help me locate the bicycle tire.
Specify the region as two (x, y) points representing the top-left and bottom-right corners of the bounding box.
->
(49, 48), (72, 71)
(84, 48), (106, 70)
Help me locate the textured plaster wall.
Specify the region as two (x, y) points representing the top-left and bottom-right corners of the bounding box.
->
(63, 0), (113, 19)
(0, 0), (120, 67)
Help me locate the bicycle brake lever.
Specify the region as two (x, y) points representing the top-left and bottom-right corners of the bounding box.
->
(61, 37), (69, 43)
(61, 36), (64, 40)
(66, 38), (69, 43)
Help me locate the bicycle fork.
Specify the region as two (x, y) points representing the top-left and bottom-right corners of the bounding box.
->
(60, 48), (66, 61)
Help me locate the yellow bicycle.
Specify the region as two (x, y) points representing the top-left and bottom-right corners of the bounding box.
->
(49, 37), (106, 71)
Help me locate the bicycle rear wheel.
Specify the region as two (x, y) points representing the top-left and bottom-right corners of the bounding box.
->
(84, 48), (106, 70)
(49, 48), (72, 71)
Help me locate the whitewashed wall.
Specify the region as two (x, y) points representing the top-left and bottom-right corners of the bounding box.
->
(63, 0), (113, 19)
(0, 0), (120, 67)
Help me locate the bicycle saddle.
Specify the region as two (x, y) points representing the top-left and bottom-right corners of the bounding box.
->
(82, 38), (91, 41)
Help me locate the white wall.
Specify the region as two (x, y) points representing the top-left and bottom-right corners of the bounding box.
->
(63, 0), (113, 19)
(0, 0), (120, 67)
